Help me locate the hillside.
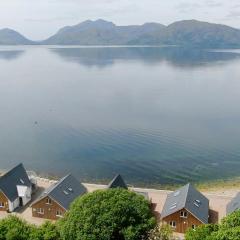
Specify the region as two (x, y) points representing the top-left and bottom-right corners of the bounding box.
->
(127, 20), (240, 48)
(0, 28), (33, 45)
(42, 19), (166, 45)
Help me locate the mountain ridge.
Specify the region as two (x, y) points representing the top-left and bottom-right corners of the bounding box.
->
(0, 19), (240, 48)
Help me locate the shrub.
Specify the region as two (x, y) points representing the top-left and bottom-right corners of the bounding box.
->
(0, 215), (34, 240)
(185, 224), (218, 240)
(59, 188), (156, 240)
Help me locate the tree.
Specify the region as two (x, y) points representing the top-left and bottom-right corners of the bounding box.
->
(0, 215), (34, 240)
(148, 224), (173, 240)
(211, 226), (240, 240)
(221, 210), (240, 229)
(185, 224), (218, 240)
(30, 221), (60, 240)
(59, 188), (156, 240)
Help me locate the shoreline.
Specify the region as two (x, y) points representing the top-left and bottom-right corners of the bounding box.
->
(2, 169), (240, 193)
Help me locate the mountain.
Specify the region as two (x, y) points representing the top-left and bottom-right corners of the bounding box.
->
(132, 20), (240, 48)
(0, 28), (33, 45)
(43, 19), (240, 48)
(1, 20), (240, 48)
(42, 19), (166, 45)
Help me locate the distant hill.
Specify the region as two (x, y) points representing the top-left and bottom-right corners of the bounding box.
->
(131, 20), (240, 48)
(0, 28), (33, 45)
(42, 19), (166, 45)
(1, 20), (240, 48)
(42, 19), (240, 48)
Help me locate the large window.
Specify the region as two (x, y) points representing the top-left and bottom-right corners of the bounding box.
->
(170, 221), (176, 228)
(56, 210), (63, 217)
(0, 202), (4, 208)
(180, 211), (188, 218)
(37, 208), (44, 214)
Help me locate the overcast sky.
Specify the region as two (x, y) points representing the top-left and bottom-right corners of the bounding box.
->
(0, 0), (240, 40)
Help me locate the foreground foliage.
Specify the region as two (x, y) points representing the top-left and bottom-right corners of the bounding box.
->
(185, 210), (240, 240)
(148, 224), (174, 240)
(0, 216), (59, 240)
(0, 189), (160, 240)
(59, 188), (156, 240)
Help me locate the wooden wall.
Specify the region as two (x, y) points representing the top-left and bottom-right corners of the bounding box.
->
(0, 191), (9, 211)
(162, 208), (203, 233)
(32, 196), (66, 220)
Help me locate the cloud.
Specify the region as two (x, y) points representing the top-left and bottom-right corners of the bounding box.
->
(176, 2), (202, 13)
(226, 10), (240, 18)
(24, 16), (76, 23)
(205, 0), (223, 7)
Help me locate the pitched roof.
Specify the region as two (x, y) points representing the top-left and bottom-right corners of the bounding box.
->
(108, 174), (128, 189)
(0, 163), (31, 202)
(32, 174), (87, 210)
(226, 192), (240, 215)
(161, 183), (209, 224)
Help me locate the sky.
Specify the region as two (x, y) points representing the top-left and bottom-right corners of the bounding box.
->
(0, 0), (240, 40)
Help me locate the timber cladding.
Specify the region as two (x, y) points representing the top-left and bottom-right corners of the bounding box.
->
(162, 208), (203, 233)
(32, 196), (66, 220)
(0, 191), (9, 211)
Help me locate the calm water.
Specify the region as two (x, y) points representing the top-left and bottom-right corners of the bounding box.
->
(0, 46), (240, 186)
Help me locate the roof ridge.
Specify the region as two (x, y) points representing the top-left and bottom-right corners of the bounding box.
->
(183, 183), (191, 207)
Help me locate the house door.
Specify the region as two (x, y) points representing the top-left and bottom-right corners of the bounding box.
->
(181, 220), (189, 233)
(19, 197), (23, 207)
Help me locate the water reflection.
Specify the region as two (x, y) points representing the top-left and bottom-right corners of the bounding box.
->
(51, 47), (240, 68)
(0, 50), (25, 61)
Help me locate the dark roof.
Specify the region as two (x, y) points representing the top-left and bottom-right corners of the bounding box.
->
(226, 192), (240, 215)
(33, 174), (87, 210)
(108, 174), (128, 189)
(0, 163), (31, 202)
(161, 183), (209, 224)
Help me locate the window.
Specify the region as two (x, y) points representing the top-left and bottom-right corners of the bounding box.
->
(37, 208), (44, 214)
(56, 210), (63, 217)
(170, 221), (176, 228)
(192, 225), (197, 230)
(20, 178), (25, 184)
(46, 198), (52, 204)
(180, 211), (188, 218)
(0, 202), (4, 208)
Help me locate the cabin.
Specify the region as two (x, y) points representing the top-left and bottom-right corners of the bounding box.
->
(108, 174), (128, 189)
(31, 174), (86, 220)
(0, 163), (32, 212)
(226, 192), (240, 215)
(161, 183), (209, 233)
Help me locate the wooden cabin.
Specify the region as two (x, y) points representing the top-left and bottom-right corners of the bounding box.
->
(0, 164), (32, 212)
(31, 174), (86, 220)
(161, 183), (209, 233)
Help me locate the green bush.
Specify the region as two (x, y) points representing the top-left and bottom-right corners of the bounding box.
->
(0, 216), (60, 240)
(59, 188), (156, 240)
(30, 221), (60, 240)
(185, 210), (240, 240)
(185, 224), (218, 240)
(0, 215), (35, 240)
